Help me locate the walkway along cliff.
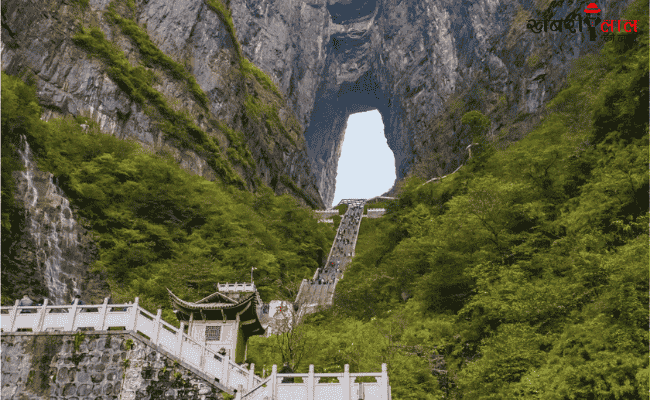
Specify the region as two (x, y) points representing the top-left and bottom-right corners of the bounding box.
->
(1, 198), (390, 399)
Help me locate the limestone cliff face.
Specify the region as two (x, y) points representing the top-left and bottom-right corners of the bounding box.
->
(2, 0), (326, 303)
(231, 0), (633, 206)
(1, 0), (325, 209)
(2, 0), (634, 209)
(4, 137), (109, 305)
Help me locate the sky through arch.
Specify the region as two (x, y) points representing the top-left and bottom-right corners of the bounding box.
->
(331, 110), (396, 206)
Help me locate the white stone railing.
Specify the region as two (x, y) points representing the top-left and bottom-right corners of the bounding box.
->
(238, 364), (391, 400)
(348, 205), (364, 258)
(0, 298), (262, 394)
(1, 298), (392, 399)
(365, 196), (396, 203)
(217, 282), (257, 292)
(366, 208), (386, 219)
(314, 209), (340, 219)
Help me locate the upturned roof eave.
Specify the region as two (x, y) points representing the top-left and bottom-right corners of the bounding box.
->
(167, 288), (256, 311)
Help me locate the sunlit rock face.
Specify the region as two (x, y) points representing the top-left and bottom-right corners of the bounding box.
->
(232, 0), (633, 206)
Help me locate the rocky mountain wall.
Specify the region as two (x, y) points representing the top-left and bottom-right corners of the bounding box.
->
(9, 137), (108, 305)
(1, 0), (325, 208)
(2, 0), (328, 303)
(231, 0), (634, 205)
(2, 0), (635, 209)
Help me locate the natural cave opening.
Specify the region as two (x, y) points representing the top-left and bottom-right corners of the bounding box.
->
(304, 64), (404, 208)
(331, 110), (396, 206)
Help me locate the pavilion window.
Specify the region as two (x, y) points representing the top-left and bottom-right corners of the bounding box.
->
(206, 325), (221, 341)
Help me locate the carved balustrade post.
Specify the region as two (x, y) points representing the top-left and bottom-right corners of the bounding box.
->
(307, 364), (315, 400)
(151, 309), (162, 345)
(223, 354), (230, 386)
(176, 322), (185, 358)
(127, 297), (139, 331)
(9, 300), (19, 332)
(199, 343), (207, 371)
(342, 364), (351, 400)
(66, 298), (79, 331)
(270, 364), (277, 399)
(36, 299), (49, 332)
(98, 297), (108, 331)
(247, 363), (255, 392)
(381, 363), (389, 400)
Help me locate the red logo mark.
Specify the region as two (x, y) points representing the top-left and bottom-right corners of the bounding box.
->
(584, 3), (601, 13)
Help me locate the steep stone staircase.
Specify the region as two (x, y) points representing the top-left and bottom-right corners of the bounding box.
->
(296, 199), (366, 310)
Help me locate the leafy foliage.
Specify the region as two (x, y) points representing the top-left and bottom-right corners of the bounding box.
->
(1, 72), (335, 324)
(461, 110), (490, 139)
(255, 1), (648, 398)
(241, 58), (282, 98)
(3, 0), (648, 398)
(204, 0), (243, 61)
(244, 95), (297, 146)
(106, 7), (210, 109)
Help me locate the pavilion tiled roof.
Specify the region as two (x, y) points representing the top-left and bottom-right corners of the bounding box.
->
(167, 287), (265, 338)
(167, 288), (256, 311)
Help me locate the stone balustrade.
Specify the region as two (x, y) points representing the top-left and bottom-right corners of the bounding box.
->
(239, 364), (391, 400)
(1, 298), (260, 395)
(366, 208), (386, 218)
(1, 298), (392, 400)
(314, 209), (340, 220)
(217, 282), (257, 292)
(2, 197), (392, 399)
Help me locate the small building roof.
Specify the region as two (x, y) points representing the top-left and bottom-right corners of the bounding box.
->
(167, 285), (265, 338)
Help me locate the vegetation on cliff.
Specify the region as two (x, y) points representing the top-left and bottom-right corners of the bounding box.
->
(1, 0), (647, 398)
(1, 71), (335, 318)
(70, 0), (317, 206)
(248, 0), (648, 397)
(72, 24), (246, 187)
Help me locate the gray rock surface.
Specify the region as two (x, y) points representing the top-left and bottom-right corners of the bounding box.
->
(1, 0), (635, 209)
(6, 137), (108, 305)
(1, 332), (225, 400)
(231, 0), (633, 205)
(1, 0), (325, 209)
